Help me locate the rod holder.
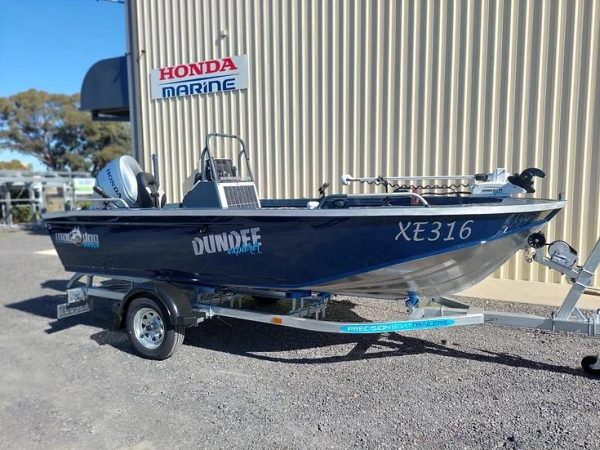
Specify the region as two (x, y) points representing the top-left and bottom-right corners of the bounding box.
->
(151, 154), (160, 189)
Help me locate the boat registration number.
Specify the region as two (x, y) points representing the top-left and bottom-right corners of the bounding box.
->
(395, 220), (474, 242)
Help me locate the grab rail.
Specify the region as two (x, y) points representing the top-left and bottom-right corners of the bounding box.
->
(348, 192), (430, 207)
(202, 133), (255, 183)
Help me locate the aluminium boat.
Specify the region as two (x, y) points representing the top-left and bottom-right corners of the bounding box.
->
(44, 134), (564, 300)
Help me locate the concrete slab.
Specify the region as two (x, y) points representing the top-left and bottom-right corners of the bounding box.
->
(459, 277), (600, 309)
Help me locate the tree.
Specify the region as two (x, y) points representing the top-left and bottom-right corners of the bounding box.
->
(0, 159), (31, 170)
(0, 89), (130, 175)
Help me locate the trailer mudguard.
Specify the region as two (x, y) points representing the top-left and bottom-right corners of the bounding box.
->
(114, 281), (203, 328)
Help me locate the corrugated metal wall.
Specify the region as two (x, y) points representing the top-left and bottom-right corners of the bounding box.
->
(128, 0), (600, 286)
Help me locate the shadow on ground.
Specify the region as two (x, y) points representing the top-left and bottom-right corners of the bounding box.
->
(5, 280), (591, 377)
(176, 319), (589, 378)
(6, 279), (114, 334)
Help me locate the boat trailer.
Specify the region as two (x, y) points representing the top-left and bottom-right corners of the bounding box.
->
(57, 234), (600, 374)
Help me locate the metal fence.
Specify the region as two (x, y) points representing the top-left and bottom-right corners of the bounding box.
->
(0, 170), (91, 224)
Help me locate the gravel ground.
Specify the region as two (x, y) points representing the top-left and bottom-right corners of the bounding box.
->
(1, 228), (599, 449)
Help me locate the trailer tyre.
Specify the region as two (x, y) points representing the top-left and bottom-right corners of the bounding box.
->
(126, 297), (185, 360)
(581, 355), (600, 376)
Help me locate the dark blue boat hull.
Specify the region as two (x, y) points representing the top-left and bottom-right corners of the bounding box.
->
(45, 207), (561, 299)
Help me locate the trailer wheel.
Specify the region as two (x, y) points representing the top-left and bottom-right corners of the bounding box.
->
(581, 355), (600, 376)
(126, 297), (185, 360)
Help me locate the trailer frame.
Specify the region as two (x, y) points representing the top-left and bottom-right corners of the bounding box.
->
(56, 235), (600, 374)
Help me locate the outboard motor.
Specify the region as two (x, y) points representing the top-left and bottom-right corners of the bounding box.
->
(95, 156), (165, 208)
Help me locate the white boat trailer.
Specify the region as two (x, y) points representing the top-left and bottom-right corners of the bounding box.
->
(58, 234), (600, 374)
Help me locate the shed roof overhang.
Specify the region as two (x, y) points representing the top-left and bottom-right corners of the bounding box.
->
(80, 56), (130, 121)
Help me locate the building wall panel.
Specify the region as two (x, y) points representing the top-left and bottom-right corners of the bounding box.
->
(129, 0), (600, 286)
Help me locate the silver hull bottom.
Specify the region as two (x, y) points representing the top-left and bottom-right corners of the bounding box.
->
(310, 230), (532, 299)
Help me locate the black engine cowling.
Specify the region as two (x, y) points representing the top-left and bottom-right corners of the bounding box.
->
(507, 168), (546, 193)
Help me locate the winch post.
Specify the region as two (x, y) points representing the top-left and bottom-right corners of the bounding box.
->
(555, 238), (600, 320)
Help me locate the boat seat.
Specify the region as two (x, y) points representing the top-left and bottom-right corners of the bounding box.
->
(136, 172), (166, 208)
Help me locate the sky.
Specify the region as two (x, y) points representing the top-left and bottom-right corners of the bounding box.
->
(0, 0), (126, 170)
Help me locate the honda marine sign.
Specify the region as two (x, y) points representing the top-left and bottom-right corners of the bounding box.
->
(150, 54), (248, 100)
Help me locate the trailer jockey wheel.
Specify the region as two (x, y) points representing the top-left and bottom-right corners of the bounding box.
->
(126, 297), (185, 360)
(581, 355), (600, 376)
